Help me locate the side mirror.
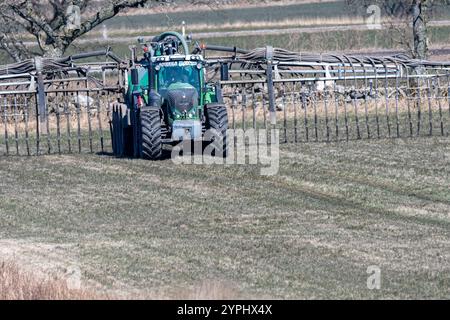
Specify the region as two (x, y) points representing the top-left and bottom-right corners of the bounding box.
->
(131, 68), (139, 86)
(220, 63), (229, 81)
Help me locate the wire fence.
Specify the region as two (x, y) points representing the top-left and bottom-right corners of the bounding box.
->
(222, 73), (450, 143)
(0, 60), (125, 156)
(219, 49), (450, 143)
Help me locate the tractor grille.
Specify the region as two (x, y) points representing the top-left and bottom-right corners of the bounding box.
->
(167, 87), (198, 113)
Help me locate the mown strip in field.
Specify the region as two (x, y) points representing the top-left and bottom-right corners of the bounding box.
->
(101, 1), (450, 32)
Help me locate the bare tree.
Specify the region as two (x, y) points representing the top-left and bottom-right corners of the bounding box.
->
(347, 0), (450, 59)
(0, 0), (159, 61)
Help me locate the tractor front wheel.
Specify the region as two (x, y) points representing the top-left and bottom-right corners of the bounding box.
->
(204, 103), (228, 157)
(140, 108), (163, 160)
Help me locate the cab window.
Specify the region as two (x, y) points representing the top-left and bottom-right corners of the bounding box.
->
(157, 65), (201, 93)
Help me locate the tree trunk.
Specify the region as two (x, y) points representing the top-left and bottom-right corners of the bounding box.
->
(43, 47), (64, 58)
(412, 0), (429, 60)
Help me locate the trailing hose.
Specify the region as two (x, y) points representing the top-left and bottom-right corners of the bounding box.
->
(0, 49), (124, 77)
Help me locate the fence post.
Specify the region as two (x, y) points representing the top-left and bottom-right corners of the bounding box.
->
(265, 46), (276, 126)
(35, 57), (47, 136)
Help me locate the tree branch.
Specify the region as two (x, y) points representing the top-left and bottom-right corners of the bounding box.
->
(9, 1), (60, 46)
(0, 31), (32, 62)
(64, 0), (151, 43)
(0, 0), (157, 60)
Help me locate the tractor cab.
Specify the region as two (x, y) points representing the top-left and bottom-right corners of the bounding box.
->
(157, 61), (201, 93)
(112, 31), (228, 160)
(154, 56), (204, 123)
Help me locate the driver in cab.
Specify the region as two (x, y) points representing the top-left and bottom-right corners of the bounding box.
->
(165, 67), (189, 87)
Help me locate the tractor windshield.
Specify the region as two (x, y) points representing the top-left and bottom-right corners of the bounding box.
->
(157, 63), (201, 94)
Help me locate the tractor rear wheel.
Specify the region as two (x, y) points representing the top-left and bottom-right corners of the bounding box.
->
(140, 108), (163, 160)
(205, 103), (228, 157)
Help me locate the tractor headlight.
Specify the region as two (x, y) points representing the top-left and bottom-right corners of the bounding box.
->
(155, 65), (161, 71)
(196, 63), (202, 70)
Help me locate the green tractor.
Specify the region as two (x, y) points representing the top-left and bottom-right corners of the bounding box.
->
(111, 31), (228, 160)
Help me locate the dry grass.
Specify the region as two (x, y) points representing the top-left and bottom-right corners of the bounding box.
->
(174, 281), (239, 300)
(0, 259), (239, 300)
(0, 261), (103, 300)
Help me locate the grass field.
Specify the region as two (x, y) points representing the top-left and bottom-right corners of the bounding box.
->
(0, 0), (450, 300)
(0, 137), (449, 299)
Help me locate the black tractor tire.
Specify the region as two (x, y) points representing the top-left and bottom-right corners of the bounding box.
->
(140, 108), (163, 160)
(205, 103), (229, 157)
